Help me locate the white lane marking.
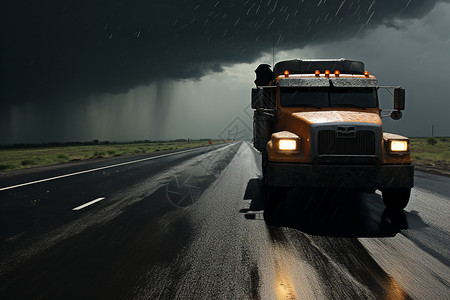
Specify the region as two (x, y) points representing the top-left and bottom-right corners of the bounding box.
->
(0, 146), (209, 192)
(72, 197), (105, 211)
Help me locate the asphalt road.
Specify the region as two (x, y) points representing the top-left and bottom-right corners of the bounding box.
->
(0, 142), (448, 299)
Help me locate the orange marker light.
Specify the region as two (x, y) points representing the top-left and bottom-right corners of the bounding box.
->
(364, 71), (370, 76)
(315, 70), (320, 76)
(334, 70), (340, 76)
(284, 70), (289, 78)
(324, 70), (330, 77)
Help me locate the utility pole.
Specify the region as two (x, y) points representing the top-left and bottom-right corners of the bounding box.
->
(432, 124), (434, 137)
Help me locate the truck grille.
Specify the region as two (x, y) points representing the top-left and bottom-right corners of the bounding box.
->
(317, 130), (375, 155)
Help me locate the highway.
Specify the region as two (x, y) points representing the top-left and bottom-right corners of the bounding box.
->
(0, 142), (449, 299)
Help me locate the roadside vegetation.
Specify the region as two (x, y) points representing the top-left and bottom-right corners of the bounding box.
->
(410, 137), (450, 169)
(1, 138), (447, 173)
(0, 140), (219, 172)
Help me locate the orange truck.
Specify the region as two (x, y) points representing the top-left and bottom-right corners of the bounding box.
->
(252, 59), (413, 216)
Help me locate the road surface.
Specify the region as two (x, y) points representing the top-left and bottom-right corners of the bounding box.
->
(0, 142), (449, 299)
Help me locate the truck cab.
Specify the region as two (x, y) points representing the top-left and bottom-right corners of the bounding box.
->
(251, 59), (414, 217)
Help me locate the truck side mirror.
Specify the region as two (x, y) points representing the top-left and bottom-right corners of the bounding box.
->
(390, 110), (402, 120)
(394, 87), (405, 110)
(251, 88), (264, 109)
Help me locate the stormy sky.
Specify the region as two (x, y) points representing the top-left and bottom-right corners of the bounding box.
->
(1, 0), (450, 144)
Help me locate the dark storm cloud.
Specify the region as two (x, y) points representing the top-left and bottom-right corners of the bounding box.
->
(1, 0), (448, 105)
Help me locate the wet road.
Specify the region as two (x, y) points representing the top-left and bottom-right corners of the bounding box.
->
(0, 142), (449, 299)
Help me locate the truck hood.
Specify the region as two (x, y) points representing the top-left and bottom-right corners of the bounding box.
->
(292, 110), (381, 125)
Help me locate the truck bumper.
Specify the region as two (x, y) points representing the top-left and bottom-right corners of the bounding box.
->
(266, 163), (414, 189)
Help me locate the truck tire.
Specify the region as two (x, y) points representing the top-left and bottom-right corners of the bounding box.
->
(263, 185), (286, 224)
(262, 151), (286, 224)
(381, 188), (411, 210)
(261, 150), (268, 184)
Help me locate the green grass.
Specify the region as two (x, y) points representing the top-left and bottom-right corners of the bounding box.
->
(0, 140), (217, 172)
(4, 137), (445, 172)
(410, 137), (450, 167)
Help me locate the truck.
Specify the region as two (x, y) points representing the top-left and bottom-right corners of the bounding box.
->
(251, 59), (414, 218)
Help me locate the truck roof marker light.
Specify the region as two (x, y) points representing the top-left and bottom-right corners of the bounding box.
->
(284, 70), (289, 78)
(334, 70), (340, 77)
(324, 70), (330, 77)
(364, 71), (370, 76)
(315, 70), (320, 76)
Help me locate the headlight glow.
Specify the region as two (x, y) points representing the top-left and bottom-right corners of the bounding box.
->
(279, 139), (297, 150)
(390, 140), (408, 152)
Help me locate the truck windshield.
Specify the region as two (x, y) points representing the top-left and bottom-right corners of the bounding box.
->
(280, 87), (378, 108)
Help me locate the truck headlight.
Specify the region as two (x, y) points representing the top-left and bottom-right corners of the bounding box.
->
(279, 139), (297, 150)
(386, 140), (409, 155)
(390, 140), (408, 152)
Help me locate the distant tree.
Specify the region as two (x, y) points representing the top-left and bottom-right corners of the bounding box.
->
(427, 137), (438, 146)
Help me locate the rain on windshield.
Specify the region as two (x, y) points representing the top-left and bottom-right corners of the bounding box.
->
(280, 87), (378, 108)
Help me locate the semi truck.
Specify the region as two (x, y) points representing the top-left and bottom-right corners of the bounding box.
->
(251, 59), (413, 218)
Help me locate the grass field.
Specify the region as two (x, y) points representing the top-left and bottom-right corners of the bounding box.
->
(0, 140), (215, 172)
(410, 137), (450, 168)
(1, 138), (448, 173)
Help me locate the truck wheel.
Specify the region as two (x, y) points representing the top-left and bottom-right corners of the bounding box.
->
(263, 185), (286, 224)
(382, 188), (411, 210)
(261, 150), (268, 184)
